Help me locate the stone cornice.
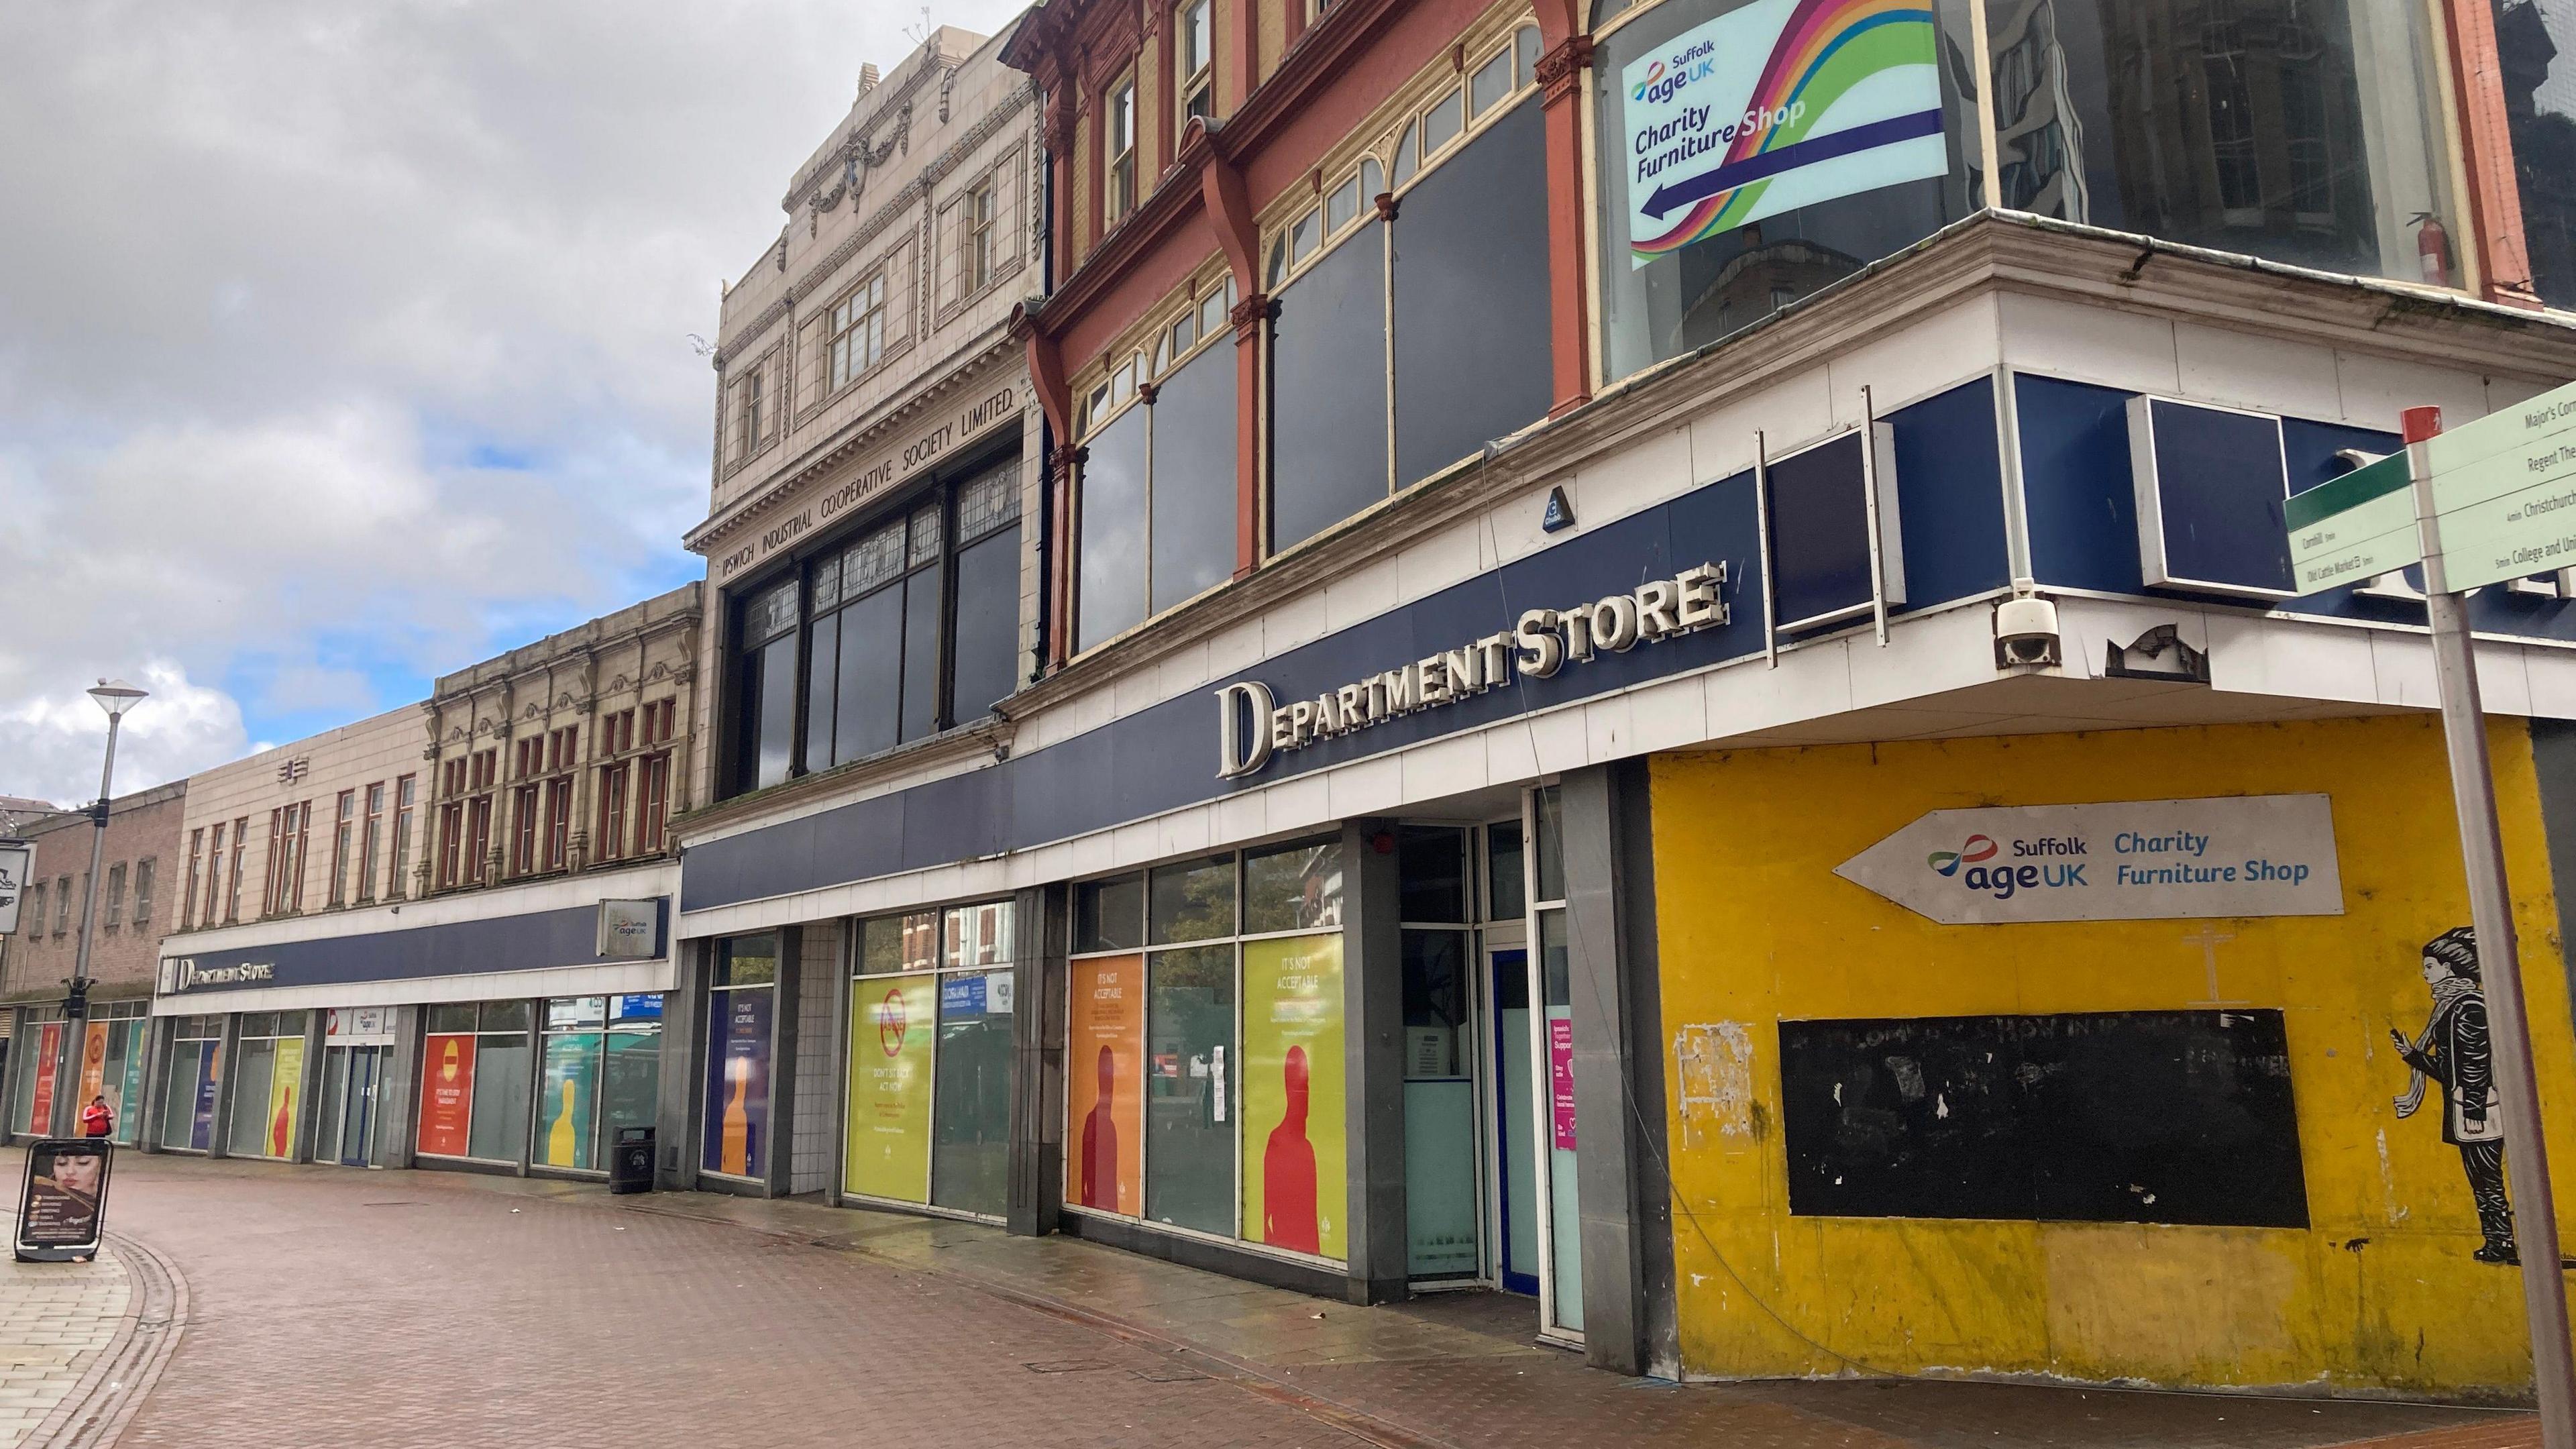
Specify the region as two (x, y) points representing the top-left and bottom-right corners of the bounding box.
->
(1000, 211), (2576, 720)
(672, 714), (1014, 843)
(684, 331), (1026, 558)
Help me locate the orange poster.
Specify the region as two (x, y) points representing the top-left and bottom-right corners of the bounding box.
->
(1065, 954), (1144, 1216)
(77, 1022), (109, 1105)
(417, 1033), (476, 1157)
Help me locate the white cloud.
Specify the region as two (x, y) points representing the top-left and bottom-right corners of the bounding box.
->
(0, 662), (249, 810)
(0, 0), (1028, 804)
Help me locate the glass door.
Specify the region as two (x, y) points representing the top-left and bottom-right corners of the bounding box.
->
(1524, 786), (1583, 1342)
(318, 1048), (350, 1163)
(1400, 827), (1482, 1283)
(345, 1046), (380, 1166)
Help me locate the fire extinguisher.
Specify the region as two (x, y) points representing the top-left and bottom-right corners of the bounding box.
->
(2412, 211), (2451, 286)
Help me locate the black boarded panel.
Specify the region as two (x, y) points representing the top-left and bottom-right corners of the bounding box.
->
(1778, 1010), (2307, 1229)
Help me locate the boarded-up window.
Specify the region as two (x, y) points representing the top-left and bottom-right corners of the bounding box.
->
(1778, 1010), (2308, 1228)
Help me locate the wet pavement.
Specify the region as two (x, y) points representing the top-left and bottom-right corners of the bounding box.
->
(14, 1147), (2552, 1448)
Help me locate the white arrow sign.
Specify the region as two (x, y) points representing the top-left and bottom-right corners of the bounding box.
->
(1834, 795), (2345, 924)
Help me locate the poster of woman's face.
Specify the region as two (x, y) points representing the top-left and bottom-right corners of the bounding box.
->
(15, 1139), (111, 1258)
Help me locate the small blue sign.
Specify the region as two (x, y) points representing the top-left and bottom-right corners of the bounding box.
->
(612, 993), (665, 1023)
(940, 976), (986, 1016)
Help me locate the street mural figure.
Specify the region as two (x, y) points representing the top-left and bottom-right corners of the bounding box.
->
(2392, 925), (2517, 1264)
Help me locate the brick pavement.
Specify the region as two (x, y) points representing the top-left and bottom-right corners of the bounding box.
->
(0, 1228), (127, 1448)
(68, 1151), (2561, 1449)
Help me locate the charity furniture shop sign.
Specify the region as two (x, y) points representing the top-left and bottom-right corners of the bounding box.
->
(1835, 795), (2344, 924)
(1623, 0), (1947, 268)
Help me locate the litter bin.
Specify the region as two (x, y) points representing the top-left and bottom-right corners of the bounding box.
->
(610, 1126), (656, 1195)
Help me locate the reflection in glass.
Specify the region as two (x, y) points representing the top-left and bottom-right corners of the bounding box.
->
(1150, 341), (1238, 613)
(470, 1030), (532, 1163)
(1077, 874), (1145, 953)
(1145, 946), (1236, 1234)
(1398, 827), (1468, 924)
(1269, 219), (1389, 551)
(1489, 821), (1527, 920)
(1077, 404), (1151, 650)
(1534, 786), (1566, 904)
(933, 969), (1014, 1216)
(1150, 855), (1237, 943)
(2500, 0), (2576, 307)
(1986, 0), (2461, 288)
(1243, 837), (1344, 933)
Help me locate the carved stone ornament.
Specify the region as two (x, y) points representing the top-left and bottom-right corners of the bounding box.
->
(1230, 292), (1274, 341)
(1536, 35), (1595, 105)
(1049, 443), (1089, 482)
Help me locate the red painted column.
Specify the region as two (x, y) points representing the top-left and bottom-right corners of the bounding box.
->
(2442, 0), (2540, 307)
(1230, 294), (1268, 578)
(1536, 36), (1595, 417)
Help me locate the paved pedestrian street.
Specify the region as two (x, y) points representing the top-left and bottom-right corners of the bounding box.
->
(0, 1147), (2551, 1449)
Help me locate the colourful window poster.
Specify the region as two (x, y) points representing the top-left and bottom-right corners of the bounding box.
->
(844, 976), (934, 1203)
(1065, 954), (1144, 1215)
(1242, 934), (1346, 1260)
(26, 1022), (62, 1134)
(418, 1032), (477, 1157)
(191, 1042), (220, 1151)
(1548, 1015), (1578, 1150)
(109, 1022), (146, 1144)
(702, 987), (771, 1179)
(267, 1036), (305, 1159)
(1623, 0), (1946, 267)
(539, 1032), (602, 1170)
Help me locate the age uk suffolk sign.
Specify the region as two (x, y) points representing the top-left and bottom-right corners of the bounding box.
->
(1622, 0), (1947, 268)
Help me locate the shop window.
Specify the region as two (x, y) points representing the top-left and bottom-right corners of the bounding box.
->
(534, 994), (663, 1174)
(1984, 0), (2462, 291)
(1515, 23), (1539, 86)
(704, 936), (777, 1179)
(1593, 0), (1980, 380)
(2499, 0), (2576, 309)
(1326, 174), (1363, 233)
(1270, 217), (1389, 551)
(846, 902), (1017, 1216)
(1391, 98), (1551, 490)
(1077, 403), (1151, 650)
(1470, 44), (1515, 117)
(160, 1016), (224, 1152)
(1068, 837), (1348, 1261)
(1778, 1010), (2309, 1228)
(417, 1000), (532, 1164)
(1397, 828), (1468, 924)
(1420, 87), (1463, 156)
(227, 1012), (309, 1161)
(8, 1008), (62, 1137)
(1487, 820), (1527, 921)
(727, 457), (1023, 797)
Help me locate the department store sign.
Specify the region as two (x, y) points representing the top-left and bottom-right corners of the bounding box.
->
(712, 378), (1022, 582)
(1213, 564), (1727, 779)
(1834, 795), (2345, 925)
(164, 958), (276, 993)
(1622, 0), (1948, 268)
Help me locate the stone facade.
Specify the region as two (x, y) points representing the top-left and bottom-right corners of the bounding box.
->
(422, 582), (701, 894)
(1, 781), (185, 1006)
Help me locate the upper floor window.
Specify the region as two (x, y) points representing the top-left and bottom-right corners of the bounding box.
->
(131, 857), (153, 927)
(329, 790), (356, 907)
(388, 774), (415, 900)
(1179, 0), (1214, 125)
(181, 828), (203, 929)
(103, 862), (125, 930)
(1108, 79), (1138, 220)
(2499, 0), (2575, 309)
(23, 881), (42, 940)
(829, 273), (888, 390)
(725, 455), (1026, 799)
(733, 360), (773, 464)
(357, 783), (383, 904)
(53, 874), (70, 934)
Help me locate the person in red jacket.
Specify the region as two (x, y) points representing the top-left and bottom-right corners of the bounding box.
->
(78, 1095), (113, 1140)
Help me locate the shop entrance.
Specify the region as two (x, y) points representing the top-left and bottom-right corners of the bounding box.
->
(317, 1045), (384, 1167)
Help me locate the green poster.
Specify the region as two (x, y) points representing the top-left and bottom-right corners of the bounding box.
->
(845, 975), (935, 1203)
(113, 1022), (147, 1145)
(1241, 933), (1346, 1260)
(539, 1032), (602, 1170)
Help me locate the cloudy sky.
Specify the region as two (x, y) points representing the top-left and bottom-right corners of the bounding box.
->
(0, 0), (1025, 806)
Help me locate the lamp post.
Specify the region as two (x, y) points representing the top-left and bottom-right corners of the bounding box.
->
(57, 679), (146, 1137)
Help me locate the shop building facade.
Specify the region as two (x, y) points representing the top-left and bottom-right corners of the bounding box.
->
(659, 0), (2576, 1401)
(1, 781), (184, 1144)
(148, 585), (699, 1179)
(671, 21), (1047, 1205)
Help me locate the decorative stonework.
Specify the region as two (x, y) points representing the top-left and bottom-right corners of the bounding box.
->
(1536, 36), (1593, 105)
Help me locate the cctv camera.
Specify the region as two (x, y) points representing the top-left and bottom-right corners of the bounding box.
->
(1994, 594), (2061, 669)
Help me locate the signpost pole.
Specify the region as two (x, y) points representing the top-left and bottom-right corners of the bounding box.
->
(2408, 405), (2576, 1446)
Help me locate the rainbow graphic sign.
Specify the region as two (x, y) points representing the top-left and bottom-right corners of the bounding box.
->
(1622, 0), (1945, 268)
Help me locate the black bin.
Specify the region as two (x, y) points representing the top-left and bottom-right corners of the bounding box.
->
(610, 1126), (656, 1195)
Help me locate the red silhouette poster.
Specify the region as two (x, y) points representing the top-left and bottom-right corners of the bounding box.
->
(1242, 934), (1345, 1260)
(417, 1032), (476, 1157)
(1065, 953), (1143, 1214)
(24, 1022), (61, 1134)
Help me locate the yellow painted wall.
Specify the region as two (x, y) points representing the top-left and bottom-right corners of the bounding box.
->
(1651, 715), (2576, 1395)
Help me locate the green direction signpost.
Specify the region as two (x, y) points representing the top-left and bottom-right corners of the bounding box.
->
(2282, 382), (2576, 1449)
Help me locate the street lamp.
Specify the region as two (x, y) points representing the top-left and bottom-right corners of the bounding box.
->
(58, 678), (145, 1136)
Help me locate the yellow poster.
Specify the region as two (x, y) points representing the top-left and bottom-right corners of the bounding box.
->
(268, 1036), (305, 1160)
(1241, 934), (1345, 1260)
(845, 976), (934, 1203)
